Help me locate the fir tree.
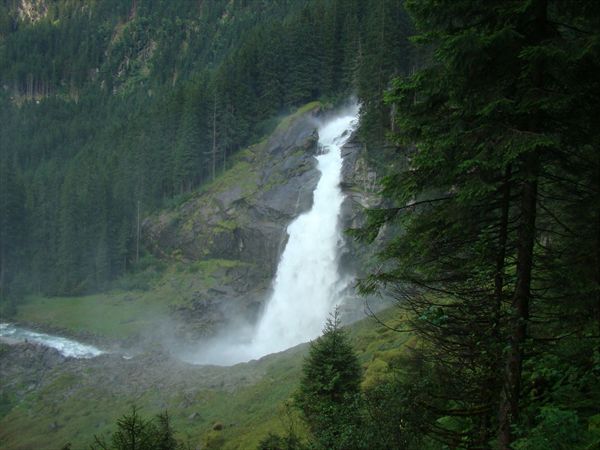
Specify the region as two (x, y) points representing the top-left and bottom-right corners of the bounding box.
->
(294, 309), (364, 450)
(0, 159), (25, 301)
(360, 0), (600, 447)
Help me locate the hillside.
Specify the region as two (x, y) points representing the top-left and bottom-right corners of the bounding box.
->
(1, 1), (600, 449)
(0, 0), (410, 303)
(8, 101), (379, 347)
(0, 308), (410, 450)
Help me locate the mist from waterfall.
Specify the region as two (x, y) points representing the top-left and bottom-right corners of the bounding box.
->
(187, 104), (360, 365)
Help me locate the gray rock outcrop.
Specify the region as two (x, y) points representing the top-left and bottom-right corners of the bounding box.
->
(144, 107), (320, 277)
(140, 103), (385, 337)
(142, 104), (323, 335)
(339, 133), (381, 276)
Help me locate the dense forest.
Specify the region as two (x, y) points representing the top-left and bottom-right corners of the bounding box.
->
(1, 0), (599, 449)
(354, 0), (600, 448)
(0, 0), (410, 301)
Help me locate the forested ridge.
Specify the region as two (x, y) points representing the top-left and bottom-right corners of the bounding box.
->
(0, 0), (410, 300)
(1, 1), (599, 449)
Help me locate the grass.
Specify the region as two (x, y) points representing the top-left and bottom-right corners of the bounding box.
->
(196, 101), (322, 205)
(13, 259), (245, 343)
(1, 308), (411, 450)
(15, 292), (169, 342)
(1, 99), (379, 448)
(273, 101), (321, 137)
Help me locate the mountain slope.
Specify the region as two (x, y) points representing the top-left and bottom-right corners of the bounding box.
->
(0, 0), (411, 303)
(0, 308), (410, 450)
(10, 102), (333, 344)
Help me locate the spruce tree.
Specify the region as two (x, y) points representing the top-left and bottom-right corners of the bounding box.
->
(0, 159), (25, 302)
(294, 310), (364, 450)
(360, 0), (600, 447)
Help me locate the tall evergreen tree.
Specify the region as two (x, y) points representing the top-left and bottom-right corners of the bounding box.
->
(294, 310), (364, 449)
(90, 407), (180, 450)
(360, 0), (600, 447)
(173, 76), (209, 193)
(0, 159), (25, 301)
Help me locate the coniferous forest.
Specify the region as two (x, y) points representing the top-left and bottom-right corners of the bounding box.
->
(1, 0), (600, 449)
(0, 0), (410, 299)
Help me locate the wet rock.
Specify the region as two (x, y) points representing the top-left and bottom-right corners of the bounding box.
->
(338, 133), (383, 275)
(137, 104), (388, 336)
(143, 108), (321, 274)
(142, 105), (323, 334)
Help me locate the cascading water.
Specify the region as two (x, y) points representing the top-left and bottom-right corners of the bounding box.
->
(191, 104), (360, 365)
(249, 106), (359, 355)
(0, 322), (104, 358)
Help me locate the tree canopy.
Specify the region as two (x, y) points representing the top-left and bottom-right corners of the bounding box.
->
(0, 0), (413, 301)
(294, 310), (364, 449)
(356, 0), (600, 448)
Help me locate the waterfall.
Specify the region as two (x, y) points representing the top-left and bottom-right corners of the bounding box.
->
(189, 105), (360, 366)
(248, 106), (359, 356)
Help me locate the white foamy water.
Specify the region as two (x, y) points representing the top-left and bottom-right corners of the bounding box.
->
(190, 105), (360, 365)
(0, 322), (104, 358)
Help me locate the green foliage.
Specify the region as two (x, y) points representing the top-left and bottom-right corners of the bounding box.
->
(294, 310), (366, 449)
(360, 350), (445, 450)
(0, 158), (25, 302)
(512, 407), (586, 450)
(1, 307), (412, 449)
(90, 408), (181, 450)
(0, 0), (412, 300)
(355, 0), (600, 447)
(256, 432), (305, 450)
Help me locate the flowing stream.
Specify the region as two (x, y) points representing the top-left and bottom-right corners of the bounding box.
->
(192, 105), (360, 365)
(0, 322), (104, 358)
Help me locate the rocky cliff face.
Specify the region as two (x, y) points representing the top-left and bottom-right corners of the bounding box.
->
(144, 110), (320, 274)
(141, 103), (381, 336)
(17, 0), (49, 23)
(142, 103), (325, 334)
(339, 133), (381, 276)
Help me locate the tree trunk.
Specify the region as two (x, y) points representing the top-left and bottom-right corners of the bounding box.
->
(596, 161), (600, 340)
(479, 165), (512, 446)
(498, 154), (539, 449)
(212, 93), (217, 181)
(494, 165), (512, 322)
(498, 1), (549, 445)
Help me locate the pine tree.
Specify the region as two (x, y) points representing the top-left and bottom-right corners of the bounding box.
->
(294, 310), (364, 450)
(155, 412), (178, 450)
(361, 0), (600, 447)
(0, 159), (25, 302)
(90, 408), (180, 450)
(173, 77), (209, 193)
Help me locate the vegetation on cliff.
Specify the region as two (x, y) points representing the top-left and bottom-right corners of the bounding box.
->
(0, 0), (411, 304)
(1, 1), (599, 449)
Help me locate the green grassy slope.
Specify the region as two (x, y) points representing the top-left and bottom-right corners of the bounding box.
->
(0, 308), (409, 450)
(13, 259), (241, 344)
